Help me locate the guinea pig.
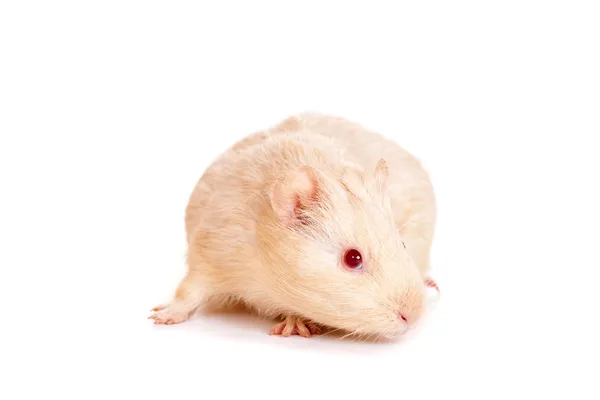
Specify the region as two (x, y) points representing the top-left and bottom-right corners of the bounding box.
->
(149, 112), (439, 339)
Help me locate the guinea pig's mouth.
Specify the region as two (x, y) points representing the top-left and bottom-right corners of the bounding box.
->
(383, 324), (410, 340)
(350, 321), (409, 342)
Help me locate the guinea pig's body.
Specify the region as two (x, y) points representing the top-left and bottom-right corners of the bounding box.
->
(150, 113), (437, 338)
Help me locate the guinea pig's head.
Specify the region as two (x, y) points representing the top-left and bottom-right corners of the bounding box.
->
(268, 159), (427, 339)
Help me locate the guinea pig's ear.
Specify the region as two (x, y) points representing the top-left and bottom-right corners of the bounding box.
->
(374, 158), (389, 193)
(270, 165), (321, 225)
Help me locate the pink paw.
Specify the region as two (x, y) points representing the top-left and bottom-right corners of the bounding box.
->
(148, 302), (193, 325)
(269, 316), (322, 338)
(424, 277), (440, 293)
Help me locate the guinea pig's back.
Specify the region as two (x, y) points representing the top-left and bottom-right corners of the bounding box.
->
(184, 143), (268, 245)
(184, 125), (330, 244)
(271, 112), (433, 189)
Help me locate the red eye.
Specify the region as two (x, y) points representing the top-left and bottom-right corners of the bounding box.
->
(343, 249), (363, 270)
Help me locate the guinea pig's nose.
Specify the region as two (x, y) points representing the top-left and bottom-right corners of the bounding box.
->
(397, 312), (408, 323)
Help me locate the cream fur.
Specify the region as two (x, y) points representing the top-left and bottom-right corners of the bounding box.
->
(150, 113), (437, 339)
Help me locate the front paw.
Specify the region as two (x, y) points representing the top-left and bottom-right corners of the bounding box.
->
(269, 316), (322, 338)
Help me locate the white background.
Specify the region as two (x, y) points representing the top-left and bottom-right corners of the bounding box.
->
(1, 1), (599, 399)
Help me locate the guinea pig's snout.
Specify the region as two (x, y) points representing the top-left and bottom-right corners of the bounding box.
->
(394, 290), (425, 327)
(397, 312), (408, 323)
(396, 309), (419, 327)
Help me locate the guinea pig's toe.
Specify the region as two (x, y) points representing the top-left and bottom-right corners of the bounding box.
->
(295, 323), (311, 338)
(281, 321), (297, 337)
(269, 322), (287, 336)
(151, 304), (167, 312)
(424, 277), (440, 293)
(306, 322), (321, 335)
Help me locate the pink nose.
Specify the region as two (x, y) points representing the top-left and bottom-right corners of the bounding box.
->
(397, 312), (408, 323)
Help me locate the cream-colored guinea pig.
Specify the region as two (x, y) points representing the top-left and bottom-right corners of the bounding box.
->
(149, 112), (438, 339)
